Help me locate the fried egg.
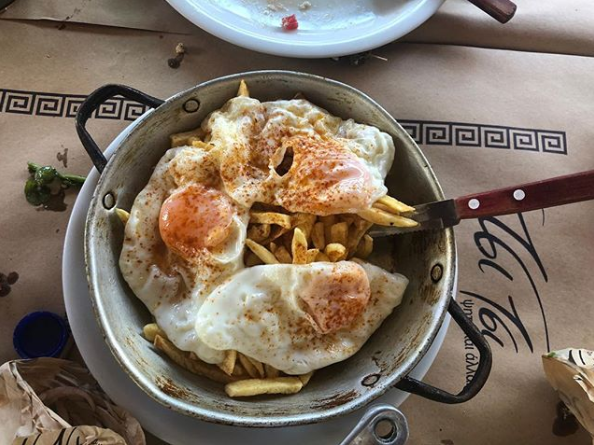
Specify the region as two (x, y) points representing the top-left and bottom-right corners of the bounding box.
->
(271, 134), (376, 215)
(203, 97), (394, 214)
(120, 146), (248, 364)
(195, 260), (408, 375)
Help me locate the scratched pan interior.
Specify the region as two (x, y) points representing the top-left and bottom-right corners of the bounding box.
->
(85, 70), (456, 427)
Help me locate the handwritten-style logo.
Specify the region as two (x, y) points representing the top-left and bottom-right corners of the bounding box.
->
(461, 213), (550, 383)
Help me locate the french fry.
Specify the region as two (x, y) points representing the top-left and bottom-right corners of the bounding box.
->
(339, 214), (357, 227)
(245, 251), (263, 267)
(305, 249), (319, 264)
(225, 377), (303, 398)
(311, 222), (326, 250)
(265, 364), (280, 378)
(237, 80), (250, 97)
(295, 213), (316, 226)
(329, 222), (349, 246)
(295, 213), (317, 242)
(269, 241), (278, 253)
(153, 335), (236, 384)
(261, 225), (289, 246)
(245, 239), (280, 264)
(232, 361), (248, 377)
(238, 353), (260, 379)
(320, 215), (337, 242)
(375, 195), (415, 214)
(356, 234), (374, 259)
(358, 207), (418, 228)
(219, 350), (237, 376)
(347, 219), (373, 254)
(325, 243), (347, 262)
(247, 224), (271, 243)
(274, 245), (293, 264)
(281, 231), (293, 253)
(247, 356), (266, 378)
(298, 372), (314, 386)
(371, 202), (393, 213)
(170, 128), (205, 147)
(250, 211), (293, 229)
(316, 251), (331, 262)
(292, 227), (308, 264)
(115, 208), (129, 224)
(190, 140), (213, 150)
(143, 323), (166, 342)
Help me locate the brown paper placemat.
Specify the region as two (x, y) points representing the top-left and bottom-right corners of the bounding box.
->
(1, 17), (594, 445)
(408, 0), (594, 57)
(0, 0), (195, 34)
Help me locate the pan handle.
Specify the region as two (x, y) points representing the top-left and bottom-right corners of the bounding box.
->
(339, 404), (409, 445)
(394, 298), (492, 403)
(75, 84), (164, 174)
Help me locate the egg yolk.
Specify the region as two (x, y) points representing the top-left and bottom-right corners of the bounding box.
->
(299, 262), (371, 334)
(276, 136), (374, 215)
(159, 183), (234, 259)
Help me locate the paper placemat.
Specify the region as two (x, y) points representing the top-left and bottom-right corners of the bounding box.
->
(1, 17), (593, 445)
(409, 0), (594, 57)
(0, 0), (195, 34)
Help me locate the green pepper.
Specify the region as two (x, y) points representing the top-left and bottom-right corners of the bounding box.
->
(34, 166), (58, 185)
(25, 162), (86, 207)
(24, 179), (51, 206)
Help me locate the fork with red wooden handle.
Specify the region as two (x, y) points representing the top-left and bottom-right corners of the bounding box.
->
(369, 170), (594, 237)
(466, 0), (517, 23)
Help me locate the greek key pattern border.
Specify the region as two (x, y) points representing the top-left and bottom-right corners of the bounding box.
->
(399, 120), (567, 155)
(0, 88), (149, 122)
(0, 88), (567, 155)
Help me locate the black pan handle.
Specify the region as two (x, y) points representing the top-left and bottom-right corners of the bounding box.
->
(394, 298), (492, 403)
(75, 84), (164, 173)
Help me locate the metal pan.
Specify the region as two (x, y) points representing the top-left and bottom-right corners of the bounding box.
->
(76, 70), (491, 427)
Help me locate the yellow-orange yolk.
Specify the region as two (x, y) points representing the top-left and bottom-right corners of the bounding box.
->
(299, 262), (371, 334)
(277, 136), (374, 215)
(159, 183), (234, 259)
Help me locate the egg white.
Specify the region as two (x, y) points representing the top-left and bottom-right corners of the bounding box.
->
(194, 260), (408, 375)
(202, 97), (394, 209)
(120, 146), (248, 364)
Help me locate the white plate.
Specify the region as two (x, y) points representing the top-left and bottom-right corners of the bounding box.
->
(165, 0), (444, 58)
(63, 117), (453, 444)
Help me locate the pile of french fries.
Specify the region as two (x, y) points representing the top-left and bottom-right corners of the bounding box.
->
(142, 322), (312, 397)
(243, 195), (416, 268)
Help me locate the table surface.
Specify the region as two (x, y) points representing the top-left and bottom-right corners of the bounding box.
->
(1, 0), (594, 444)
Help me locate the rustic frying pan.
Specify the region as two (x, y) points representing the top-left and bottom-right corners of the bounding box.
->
(76, 70), (491, 427)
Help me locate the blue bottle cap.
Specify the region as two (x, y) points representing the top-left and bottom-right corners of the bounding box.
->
(13, 311), (70, 359)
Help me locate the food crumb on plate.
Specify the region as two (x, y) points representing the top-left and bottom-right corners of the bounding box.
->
(267, 0), (287, 12)
(299, 1), (311, 11)
(281, 14), (298, 31)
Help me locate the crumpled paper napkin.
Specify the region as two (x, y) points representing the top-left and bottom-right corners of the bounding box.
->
(0, 358), (145, 445)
